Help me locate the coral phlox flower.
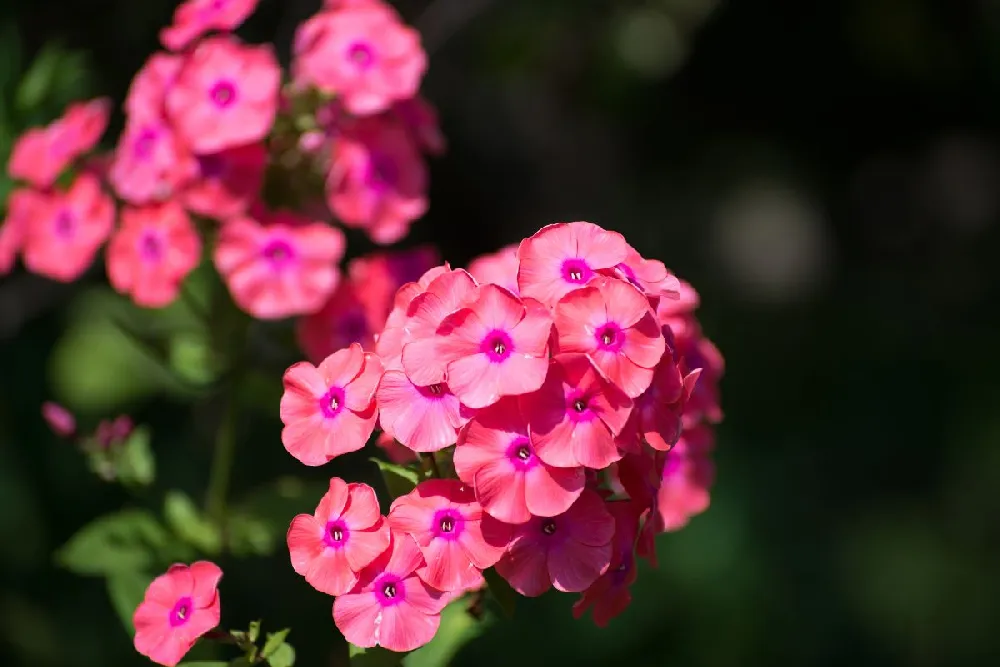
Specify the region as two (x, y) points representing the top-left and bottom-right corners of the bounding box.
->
(677, 333), (725, 427)
(376, 372), (472, 453)
(297, 280), (376, 363)
(553, 276), (665, 398)
(133, 561), (222, 667)
(294, 4), (426, 116)
(467, 244), (519, 296)
(654, 424), (715, 533)
(391, 96), (446, 156)
(609, 246), (681, 301)
(388, 479), (511, 593)
(287, 477), (391, 596)
(213, 211), (345, 319)
(572, 501), (642, 627)
(333, 532), (447, 653)
(126, 53), (183, 120)
(403, 284), (553, 408)
(109, 117), (195, 204)
(280, 343), (382, 465)
(106, 201), (202, 308)
(22, 174), (115, 282)
(453, 397), (584, 524)
(348, 245), (440, 332)
(327, 116), (427, 245)
(522, 353), (632, 470)
(182, 143), (267, 220)
(0, 189), (43, 274)
(517, 221), (631, 307)
(618, 356), (698, 453)
(495, 489), (614, 597)
(166, 36), (280, 154)
(161, 0), (261, 52)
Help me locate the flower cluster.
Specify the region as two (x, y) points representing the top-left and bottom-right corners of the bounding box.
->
(280, 220), (724, 648)
(2, 0), (439, 319)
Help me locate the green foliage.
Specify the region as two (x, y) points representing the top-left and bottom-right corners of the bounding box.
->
(178, 662), (229, 667)
(164, 490), (222, 555)
(351, 645), (402, 667)
(482, 568), (517, 619)
(106, 569), (153, 635)
(116, 426), (156, 488)
(56, 509), (176, 576)
(228, 477), (328, 556)
(370, 458), (419, 500)
(405, 600), (494, 667)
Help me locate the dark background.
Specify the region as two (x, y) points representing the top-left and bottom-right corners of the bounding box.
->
(2, 1), (1000, 666)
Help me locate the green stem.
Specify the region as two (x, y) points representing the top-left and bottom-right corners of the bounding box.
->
(422, 452), (442, 479)
(206, 396), (238, 526)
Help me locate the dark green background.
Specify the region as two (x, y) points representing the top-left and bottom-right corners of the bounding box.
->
(2, 1), (999, 666)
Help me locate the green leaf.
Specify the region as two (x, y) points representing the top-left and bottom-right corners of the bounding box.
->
(56, 510), (168, 576)
(405, 599), (493, 667)
(178, 662), (229, 667)
(482, 568), (516, 618)
(106, 570), (153, 635)
(116, 426), (156, 487)
(247, 620), (261, 643)
(169, 331), (220, 386)
(229, 478), (328, 557)
(262, 629), (291, 657)
(16, 43), (63, 112)
(370, 458), (419, 500)
(350, 645), (403, 667)
(164, 490), (222, 555)
(267, 642), (295, 667)
(228, 660), (251, 667)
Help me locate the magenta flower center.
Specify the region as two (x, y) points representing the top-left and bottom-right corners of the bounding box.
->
(169, 596), (193, 627)
(566, 391), (596, 423)
(324, 520), (350, 548)
(346, 41), (376, 69)
(561, 258), (593, 285)
(419, 383), (446, 399)
(53, 209), (75, 238)
(505, 437), (537, 471)
(541, 518), (557, 536)
(133, 127), (159, 160)
(209, 80), (238, 108)
(262, 238), (296, 269)
(374, 575), (405, 607)
(320, 386), (346, 419)
(139, 232), (164, 262)
(431, 509), (465, 540)
(481, 330), (514, 362)
(595, 323), (624, 351)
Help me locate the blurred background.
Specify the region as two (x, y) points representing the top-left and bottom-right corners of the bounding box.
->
(2, 0), (1000, 666)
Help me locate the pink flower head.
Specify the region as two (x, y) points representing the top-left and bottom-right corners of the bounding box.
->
(42, 401), (77, 437)
(8, 98), (110, 189)
(133, 561), (222, 667)
(327, 116), (427, 245)
(0, 188), (44, 274)
(388, 479), (511, 592)
(333, 532), (447, 653)
(214, 211), (345, 319)
(182, 143), (267, 220)
(126, 53), (183, 120)
(293, 5), (426, 116)
(517, 221), (631, 307)
(287, 477), (391, 596)
(522, 353), (632, 470)
(494, 489), (614, 597)
(608, 245), (681, 301)
(166, 36), (280, 154)
(297, 280), (375, 363)
(376, 372), (472, 453)
(106, 202), (202, 308)
(656, 278), (701, 341)
(109, 118), (195, 204)
(454, 397), (584, 524)
(402, 284), (552, 408)
(467, 244), (519, 296)
(391, 96), (446, 156)
(22, 174), (115, 282)
(161, 0), (261, 52)
(572, 501), (642, 627)
(348, 245), (441, 332)
(280, 344), (382, 465)
(654, 425), (715, 532)
(554, 276), (665, 398)
(618, 359), (698, 453)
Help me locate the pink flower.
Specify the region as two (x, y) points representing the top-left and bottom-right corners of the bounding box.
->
(654, 425), (714, 532)
(109, 118), (195, 203)
(213, 211), (345, 319)
(22, 175), (115, 282)
(182, 143), (267, 220)
(572, 501), (641, 627)
(402, 285), (552, 408)
(388, 479), (511, 592)
(106, 202), (202, 308)
(327, 116), (427, 245)
(608, 246), (681, 301)
(125, 53), (183, 120)
(677, 334), (724, 427)
(618, 358), (698, 453)
(280, 344), (382, 465)
(391, 96), (446, 156)
(42, 402), (76, 437)
(297, 280), (375, 363)
(293, 5), (426, 116)
(166, 36), (280, 154)
(333, 532), (447, 652)
(454, 397), (584, 524)
(376, 372), (472, 453)
(517, 221), (630, 307)
(0, 189), (44, 274)
(467, 244), (519, 296)
(553, 276), (665, 398)
(133, 561), (222, 667)
(494, 489), (614, 597)
(287, 477), (390, 596)
(8, 98), (110, 188)
(522, 354), (632, 470)
(161, 0), (261, 52)
(347, 245), (441, 332)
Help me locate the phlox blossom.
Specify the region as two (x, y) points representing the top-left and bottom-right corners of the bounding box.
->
(297, 280), (375, 363)
(42, 401), (77, 437)
(327, 116), (427, 245)
(554, 276), (665, 398)
(109, 117), (195, 204)
(182, 143), (267, 220)
(495, 489), (614, 597)
(388, 479), (511, 592)
(126, 53), (183, 120)
(391, 96), (446, 156)
(166, 36), (280, 154)
(454, 397), (584, 524)
(22, 174), (115, 282)
(161, 0), (261, 52)
(213, 211), (345, 319)
(572, 501), (642, 627)
(402, 284), (552, 408)
(610, 245), (681, 300)
(293, 4), (426, 116)
(8, 98), (110, 188)
(106, 202), (202, 308)
(467, 244), (519, 296)
(375, 430), (418, 464)
(522, 353), (632, 470)
(348, 245), (440, 332)
(517, 221), (631, 306)
(618, 356), (698, 453)
(133, 561), (222, 667)
(376, 373), (472, 453)
(280, 343), (382, 466)
(287, 477), (390, 596)
(653, 425), (715, 532)
(333, 532), (447, 653)
(0, 189), (44, 274)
